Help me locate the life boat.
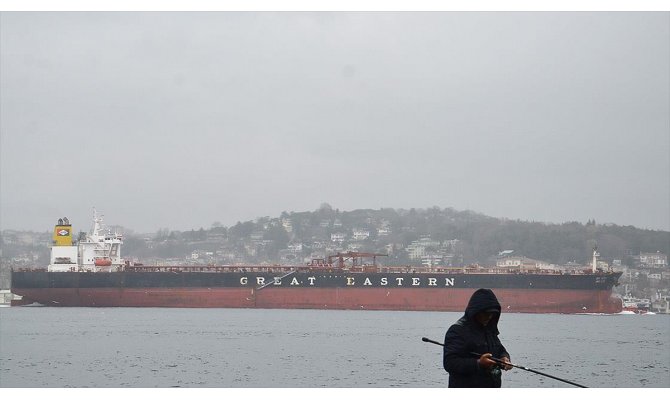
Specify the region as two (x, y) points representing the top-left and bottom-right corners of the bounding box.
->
(94, 258), (112, 267)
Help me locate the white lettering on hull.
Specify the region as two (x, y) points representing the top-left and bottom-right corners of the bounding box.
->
(242, 275), (457, 287)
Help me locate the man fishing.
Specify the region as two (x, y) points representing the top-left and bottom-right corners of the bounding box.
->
(443, 288), (512, 388)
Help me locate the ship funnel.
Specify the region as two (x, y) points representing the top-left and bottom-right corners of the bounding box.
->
(53, 219), (73, 246)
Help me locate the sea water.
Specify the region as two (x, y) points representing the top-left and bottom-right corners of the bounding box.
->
(0, 307), (668, 388)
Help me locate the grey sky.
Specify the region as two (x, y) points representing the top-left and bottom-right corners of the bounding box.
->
(1, 12), (668, 233)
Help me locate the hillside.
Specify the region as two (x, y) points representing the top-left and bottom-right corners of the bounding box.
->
(2, 206), (668, 279)
(121, 205), (668, 267)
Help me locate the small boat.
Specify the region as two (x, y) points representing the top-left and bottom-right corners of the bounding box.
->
(94, 258), (113, 267)
(622, 294), (651, 314)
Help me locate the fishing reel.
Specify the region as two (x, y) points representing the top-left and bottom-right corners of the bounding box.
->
(490, 366), (502, 378)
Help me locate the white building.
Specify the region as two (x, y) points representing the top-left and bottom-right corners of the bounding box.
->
(352, 229), (370, 241)
(406, 244), (426, 260)
(405, 237), (440, 260)
(331, 233), (346, 243)
(288, 243), (303, 253)
(421, 254), (443, 267)
(640, 252), (668, 268)
(496, 255), (553, 270)
(281, 218), (293, 233)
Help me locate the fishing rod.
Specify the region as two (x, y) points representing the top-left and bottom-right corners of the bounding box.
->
(421, 337), (588, 388)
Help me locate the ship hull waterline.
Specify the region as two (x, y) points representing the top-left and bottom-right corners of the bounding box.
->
(11, 287), (622, 314)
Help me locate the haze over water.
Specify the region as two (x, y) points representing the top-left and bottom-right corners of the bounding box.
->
(0, 308), (667, 388)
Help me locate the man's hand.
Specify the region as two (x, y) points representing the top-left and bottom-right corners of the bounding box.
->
(500, 356), (513, 370)
(478, 353), (497, 369)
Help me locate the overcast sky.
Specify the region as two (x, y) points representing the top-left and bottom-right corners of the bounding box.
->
(1, 12), (668, 233)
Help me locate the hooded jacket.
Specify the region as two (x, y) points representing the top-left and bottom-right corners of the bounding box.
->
(443, 288), (510, 388)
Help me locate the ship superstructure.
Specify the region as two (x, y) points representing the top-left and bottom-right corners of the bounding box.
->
(47, 209), (123, 272)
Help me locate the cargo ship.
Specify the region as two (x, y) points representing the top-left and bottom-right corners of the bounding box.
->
(10, 212), (623, 313)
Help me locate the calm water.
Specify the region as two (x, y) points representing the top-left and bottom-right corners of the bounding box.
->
(0, 307), (668, 388)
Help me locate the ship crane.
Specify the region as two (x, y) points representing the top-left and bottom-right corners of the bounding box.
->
(327, 251), (387, 269)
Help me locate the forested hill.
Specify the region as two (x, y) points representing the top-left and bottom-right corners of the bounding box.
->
(122, 205), (669, 267)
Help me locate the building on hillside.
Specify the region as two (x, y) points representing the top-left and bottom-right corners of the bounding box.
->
(405, 243), (426, 260)
(346, 243), (363, 252)
(311, 240), (327, 249)
(640, 252), (668, 268)
(352, 229), (370, 241)
(405, 237), (440, 260)
(250, 231), (264, 241)
(330, 232), (346, 243)
(496, 254), (554, 270)
(287, 242), (303, 253)
(421, 254), (443, 268)
(281, 218), (293, 233)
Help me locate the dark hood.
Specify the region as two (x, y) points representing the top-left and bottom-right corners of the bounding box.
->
(463, 288), (502, 331)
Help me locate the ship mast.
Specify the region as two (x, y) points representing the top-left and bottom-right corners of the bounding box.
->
(91, 207), (104, 240)
(591, 246), (599, 273)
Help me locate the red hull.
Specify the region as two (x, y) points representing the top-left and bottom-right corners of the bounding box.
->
(12, 287), (622, 313)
